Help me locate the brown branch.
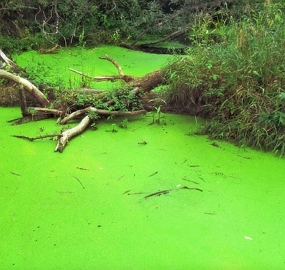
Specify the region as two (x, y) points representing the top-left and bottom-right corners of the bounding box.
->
(13, 133), (61, 141)
(0, 70), (50, 107)
(144, 189), (172, 199)
(60, 106), (146, 125)
(0, 50), (17, 69)
(39, 44), (59, 54)
(69, 68), (134, 83)
(139, 23), (192, 46)
(18, 88), (29, 116)
(29, 107), (62, 116)
(131, 10), (182, 46)
(99, 54), (124, 76)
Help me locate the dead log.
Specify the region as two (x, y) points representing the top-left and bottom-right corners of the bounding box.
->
(0, 69), (50, 107)
(18, 88), (29, 116)
(5, 51), (166, 152)
(0, 49), (18, 69)
(70, 53), (165, 94)
(29, 107), (63, 116)
(55, 107), (146, 152)
(0, 50), (50, 107)
(55, 115), (91, 152)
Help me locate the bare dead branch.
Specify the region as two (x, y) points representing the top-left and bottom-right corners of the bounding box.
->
(138, 23), (192, 46)
(99, 54), (124, 76)
(60, 106), (146, 125)
(39, 44), (59, 54)
(55, 106), (146, 152)
(0, 49), (17, 69)
(55, 115), (91, 152)
(0, 69), (50, 107)
(13, 133), (61, 142)
(69, 68), (135, 83)
(28, 107), (62, 116)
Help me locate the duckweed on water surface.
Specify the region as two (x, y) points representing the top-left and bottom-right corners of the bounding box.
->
(13, 46), (171, 90)
(1, 106), (285, 269)
(1, 43), (284, 269)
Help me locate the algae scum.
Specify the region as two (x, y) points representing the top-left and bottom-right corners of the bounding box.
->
(1, 47), (285, 269)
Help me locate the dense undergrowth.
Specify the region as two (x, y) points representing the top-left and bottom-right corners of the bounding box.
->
(165, 2), (285, 155)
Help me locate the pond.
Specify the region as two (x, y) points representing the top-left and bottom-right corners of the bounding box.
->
(1, 46), (285, 269)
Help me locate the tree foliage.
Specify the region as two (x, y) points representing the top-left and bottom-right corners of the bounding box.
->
(0, 0), (261, 52)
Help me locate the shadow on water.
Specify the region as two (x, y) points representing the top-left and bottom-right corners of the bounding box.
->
(1, 47), (285, 269)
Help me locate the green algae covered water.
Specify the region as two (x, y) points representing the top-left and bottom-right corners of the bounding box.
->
(12, 46), (171, 90)
(1, 108), (285, 269)
(1, 47), (285, 269)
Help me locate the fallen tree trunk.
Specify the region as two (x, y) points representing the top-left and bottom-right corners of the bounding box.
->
(55, 115), (91, 152)
(3, 50), (166, 152)
(0, 70), (50, 107)
(55, 107), (146, 152)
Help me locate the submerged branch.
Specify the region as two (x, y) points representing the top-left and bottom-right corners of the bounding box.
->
(13, 134), (61, 141)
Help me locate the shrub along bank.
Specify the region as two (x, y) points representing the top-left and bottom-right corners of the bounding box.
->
(164, 2), (285, 155)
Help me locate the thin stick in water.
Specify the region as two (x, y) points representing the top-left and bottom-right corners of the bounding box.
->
(73, 176), (85, 189)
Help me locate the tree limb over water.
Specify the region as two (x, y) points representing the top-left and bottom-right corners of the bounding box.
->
(0, 50), (165, 152)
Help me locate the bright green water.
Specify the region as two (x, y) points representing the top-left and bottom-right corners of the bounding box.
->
(1, 47), (285, 269)
(13, 46), (171, 90)
(1, 108), (285, 269)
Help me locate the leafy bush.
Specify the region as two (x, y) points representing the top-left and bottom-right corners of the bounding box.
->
(0, 33), (49, 54)
(165, 2), (285, 155)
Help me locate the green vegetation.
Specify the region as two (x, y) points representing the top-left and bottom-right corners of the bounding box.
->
(165, 2), (285, 155)
(151, 105), (166, 125)
(0, 0), (254, 53)
(3, 0), (285, 156)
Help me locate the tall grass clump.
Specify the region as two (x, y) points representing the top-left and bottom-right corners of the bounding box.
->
(164, 1), (285, 155)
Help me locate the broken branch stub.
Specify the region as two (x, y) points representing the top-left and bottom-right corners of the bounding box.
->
(55, 115), (91, 152)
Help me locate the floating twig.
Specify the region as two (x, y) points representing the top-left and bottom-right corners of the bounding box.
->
(181, 159), (187, 165)
(117, 175), (124, 181)
(144, 185), (203, 199)
(237, 155), (252, 160)
(180, 186), (203, 192)
(127, 192), (145, 195)
(148, 171), (158, 177)
(11, 172), (21, 177)
(182, 178), (199, 184)
(76, 167), (89, 170)
(144, 189), (172, 199)
(73, 176), (85, 189)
